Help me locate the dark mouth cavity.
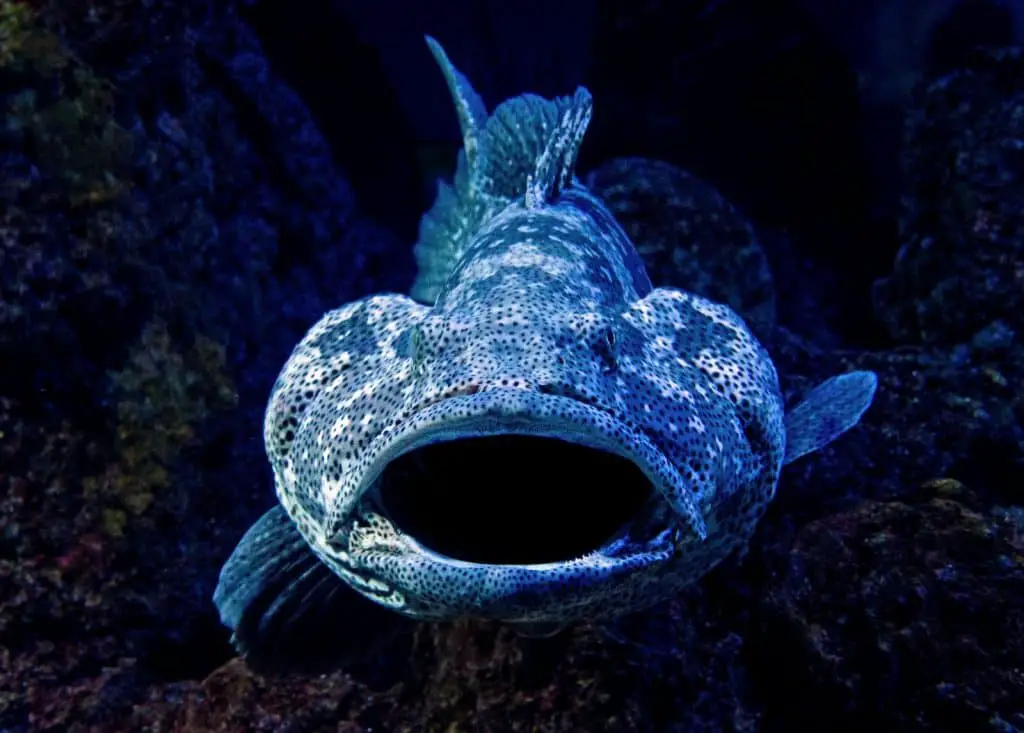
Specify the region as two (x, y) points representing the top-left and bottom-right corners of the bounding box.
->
(377, 435), (654, 565)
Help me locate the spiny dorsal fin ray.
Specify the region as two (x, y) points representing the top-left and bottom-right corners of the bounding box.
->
(783, 370), (878, 465)
(526, 88), (593, 208)
(483, 87), (593, 202)
(424, 35), (488, 179)
(411, 37), (594, 304)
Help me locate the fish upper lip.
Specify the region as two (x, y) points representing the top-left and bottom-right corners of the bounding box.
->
(329, 386), (707, 545)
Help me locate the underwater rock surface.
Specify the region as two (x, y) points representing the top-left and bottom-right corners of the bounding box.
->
(873, 47), (1024, 347)
(586, 157), (777, 341)
(759, 481), (1024, 731)
(0, 1), (1021, 731)
(0, 0), (406, 727)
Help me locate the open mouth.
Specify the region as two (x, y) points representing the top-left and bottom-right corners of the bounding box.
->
(375, 435), (655, 565)
(336, 387), (707, 575)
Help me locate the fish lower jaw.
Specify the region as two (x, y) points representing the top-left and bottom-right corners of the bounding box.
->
(341, 492), (679, 618)
(325, 387), (707, 616)
(346, 499), (674, 565)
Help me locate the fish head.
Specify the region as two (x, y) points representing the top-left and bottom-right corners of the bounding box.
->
(302, 282), (785, 626)
(408, 288), (621, 409)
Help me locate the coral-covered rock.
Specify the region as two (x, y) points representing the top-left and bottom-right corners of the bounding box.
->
(115, 594), (759, 732)
(873, 47), (1024, 346)
(757, 484), (1024, 731)
(766, 329), (1024, 512)
(0, 1), (407, 729)
(586, 156), (776, 339)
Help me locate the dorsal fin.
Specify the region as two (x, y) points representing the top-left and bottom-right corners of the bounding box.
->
(424, 36), (488, 190)
(411, 37), (594, 304)
(525, 88), (592, 208)
(783, 370), (878, 465)
(481, 87), (592, 202)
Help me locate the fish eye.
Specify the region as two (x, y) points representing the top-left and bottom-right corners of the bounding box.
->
(594, 325), (618, 374)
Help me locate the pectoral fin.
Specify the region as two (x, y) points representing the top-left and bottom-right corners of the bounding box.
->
(783, 370), (878, 465)
(213, 505), (414, 674)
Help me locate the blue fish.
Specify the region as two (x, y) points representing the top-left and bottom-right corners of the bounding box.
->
(214, 37), (877, 671)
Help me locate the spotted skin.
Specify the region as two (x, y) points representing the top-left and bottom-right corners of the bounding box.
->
(250, 37), (876, 633)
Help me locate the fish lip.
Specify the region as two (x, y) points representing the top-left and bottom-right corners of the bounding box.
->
(332, 386), (707, 545)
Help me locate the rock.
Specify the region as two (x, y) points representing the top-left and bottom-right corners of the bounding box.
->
(587, 156), (776, 340)
(873, 47), (1024, 347)
(766, 329), (1024, 513)
(757, 486), (1024, 731)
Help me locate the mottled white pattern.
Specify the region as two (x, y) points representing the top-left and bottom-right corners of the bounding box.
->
(243, 37), (875, 636)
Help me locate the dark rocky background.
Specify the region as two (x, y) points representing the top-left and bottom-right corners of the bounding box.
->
(0, 0), (1022, 730)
